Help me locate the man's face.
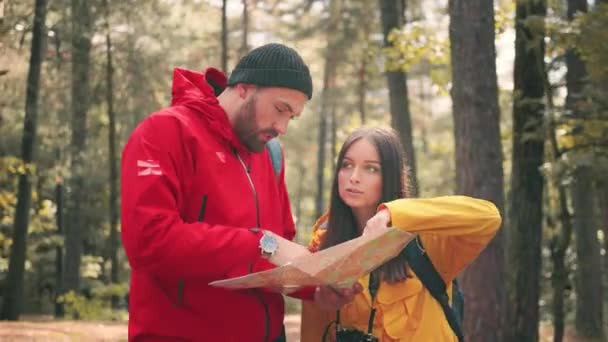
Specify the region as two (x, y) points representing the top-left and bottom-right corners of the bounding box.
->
(233, 86), (308, 152)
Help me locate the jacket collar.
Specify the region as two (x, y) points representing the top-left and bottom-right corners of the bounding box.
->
(170, 67), (250, 154)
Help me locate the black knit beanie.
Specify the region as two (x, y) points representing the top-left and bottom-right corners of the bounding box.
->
(227, 43), (313, 99)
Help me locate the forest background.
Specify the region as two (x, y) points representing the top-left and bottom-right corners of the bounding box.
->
(1, 0), (607, 341)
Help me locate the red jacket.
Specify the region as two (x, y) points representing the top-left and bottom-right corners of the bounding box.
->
(121, 67), (300, 341)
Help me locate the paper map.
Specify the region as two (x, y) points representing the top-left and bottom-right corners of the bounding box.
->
(209, 228), (415, 292)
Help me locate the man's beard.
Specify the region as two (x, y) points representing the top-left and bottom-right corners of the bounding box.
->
(233, 95), (278, 152)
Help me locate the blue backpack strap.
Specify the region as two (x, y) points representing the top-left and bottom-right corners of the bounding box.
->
(404, 236), (464, 342)
(266, 138), (283, 180)
(451, 278), (464, 325)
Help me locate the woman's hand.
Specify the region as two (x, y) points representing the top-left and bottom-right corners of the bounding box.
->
(363, 208), (391, 236)
(313, 283), (363, 311)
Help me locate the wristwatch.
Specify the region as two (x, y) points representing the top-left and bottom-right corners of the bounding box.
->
(259, 230), (279, 259)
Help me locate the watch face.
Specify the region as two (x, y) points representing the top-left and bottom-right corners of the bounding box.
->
(261, 234), (278, 253)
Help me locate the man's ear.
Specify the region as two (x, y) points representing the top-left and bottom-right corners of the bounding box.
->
(235, 83), (253, 99)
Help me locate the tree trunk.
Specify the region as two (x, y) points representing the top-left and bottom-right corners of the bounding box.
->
(330, 106), (337, 165)
(63, 0), (92, 297)
(357, 54), (367, 125)
(419, 75), (430, 155)
(563, 1), (605, 339)
(314, 112), (327, 219)
(600, 181), (608, 276)
(314, 58), (333, 219)
(379, 0), (417, 195)
(549, 185), (572, 342)
(505, 1), (546, 341)
(541, 16), (570, 342)
(572, 166), (604, 339)
(448, 1), (505, 341)
(546, 73), (572, 342)
(314, 0), (341, 219)
(54, 178), (65, 317)
(103, 0), (120, 308)
(0, 0), (47, 321)
(594, 0), (608, 285)
(221, 0), (228, 72)
(294, 161), (305, 227)
(357, 5), (371, 125)
(599, 181), (608, 304)
(239, 0), (249, 59)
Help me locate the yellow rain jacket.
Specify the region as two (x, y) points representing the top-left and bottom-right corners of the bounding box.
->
(300, 196), (501, 342)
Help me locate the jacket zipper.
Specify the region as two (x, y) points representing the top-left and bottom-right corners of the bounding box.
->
(235, 150), (270, 342)
(235, 152), (260, 227)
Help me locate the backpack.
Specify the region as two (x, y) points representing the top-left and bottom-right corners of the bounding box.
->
(267, 138), (283, 179)
(404, 236), (464, 342)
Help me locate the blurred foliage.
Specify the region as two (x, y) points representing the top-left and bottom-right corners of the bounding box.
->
(57, 284), (128, 321)
(569, 4), (608, 84)
(0, 0), (606, 331)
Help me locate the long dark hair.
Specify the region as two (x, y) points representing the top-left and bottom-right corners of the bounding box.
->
(320, 127), (412, 283)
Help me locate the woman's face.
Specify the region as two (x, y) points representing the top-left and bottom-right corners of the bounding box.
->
(338, 138), (383, 213)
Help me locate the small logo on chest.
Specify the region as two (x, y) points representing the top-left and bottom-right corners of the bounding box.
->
(137, 160), (162, 176)
(216, 152), (226, 163)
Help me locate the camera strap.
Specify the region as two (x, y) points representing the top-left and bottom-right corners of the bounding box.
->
(322, 271), (381, 341)
(366, 271), (380, 334)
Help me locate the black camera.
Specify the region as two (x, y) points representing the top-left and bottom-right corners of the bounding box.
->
(336, 328), (379, 342)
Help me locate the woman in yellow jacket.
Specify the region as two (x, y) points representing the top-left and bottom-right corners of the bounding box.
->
(300, 127), (501, 342)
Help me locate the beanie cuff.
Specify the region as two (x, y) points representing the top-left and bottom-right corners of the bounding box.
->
(227, 68), (313, 99)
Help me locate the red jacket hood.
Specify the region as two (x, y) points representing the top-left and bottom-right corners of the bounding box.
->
(170, 67), (247, 152)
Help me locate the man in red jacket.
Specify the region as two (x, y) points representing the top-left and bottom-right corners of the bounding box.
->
(121, 43), (356, 341)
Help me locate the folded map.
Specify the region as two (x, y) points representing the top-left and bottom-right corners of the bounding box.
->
(209, 227), (415, 292)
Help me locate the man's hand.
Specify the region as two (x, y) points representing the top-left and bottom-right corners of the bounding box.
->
(313, 283), (363, 311)
(265, 231), (311, 266)
(363, 208), (391, 236)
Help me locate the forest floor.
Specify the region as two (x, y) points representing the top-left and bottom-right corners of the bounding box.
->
(0, 315), (300, 341)
(0, 315), (584, 341)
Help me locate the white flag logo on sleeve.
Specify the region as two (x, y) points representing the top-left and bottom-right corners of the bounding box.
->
(137, 160), (162, 176)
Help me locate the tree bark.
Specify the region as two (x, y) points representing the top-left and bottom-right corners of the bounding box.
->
(572, 166), (604, 339)
(505, 1), (547, 341)
(357, 4), (371, 125)
(0, 0), (47, 320)
(563, 1), (605, 339)
(294, 161), (305, 227)
(314, 0), (341, 219)
(357, 53), (367, 125)
(448, 1), (505, 341)
(221, 0), (228, 71)
(545, 60), (572, 342)
(54, 178), (65, 317)
(599, 181), (608, 297)
(330, 106), (337, 165)
(314, 110), (327, 219)
(379, 0), (417, 195)
(593, 0), (608, 286)
(239, 0), (249, 59)
(540, 12), (572, 342)
(103, 0), (120, 308)
(63, 0), (92, 297)
(549, 182), (572, 342)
